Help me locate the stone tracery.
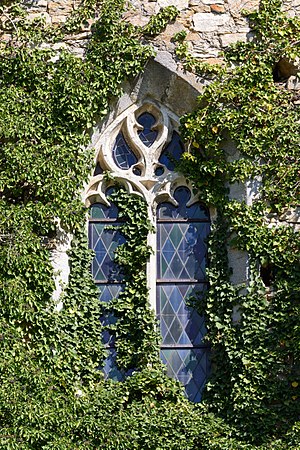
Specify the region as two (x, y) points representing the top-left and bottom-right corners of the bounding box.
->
(85, 101), (199, 223)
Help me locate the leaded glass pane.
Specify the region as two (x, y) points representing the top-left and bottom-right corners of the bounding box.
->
(157, 222), (209, 281)
(159, 132), (184, 171)
(93, 162), (103, 176)
(89, 222), (125, 281)
(101, 310), (117, 346)
(112, 132), (137, 169)
(102, 348), (134, 381)
(90, 188), (118, 219)
(89, 198), (127, 379)
(90, 202), (119, 220)
(160, 348), (210, 402)
(137, 112), (158, 147)
(98, 284), (124, 303)
(158, 187), (209, 220)
(157, 183), (210, 402)
(157, 284), (207, 346)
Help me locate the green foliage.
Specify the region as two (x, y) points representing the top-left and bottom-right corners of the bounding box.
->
(63, 0), (101, 33)
(0, 0), (179, 447)
(106, 188), (160, 371)
(179, 0), (300, 211)
(0, 0), (299, 448)
(142, 6), (178, 37)
(175, 0), (300, 445)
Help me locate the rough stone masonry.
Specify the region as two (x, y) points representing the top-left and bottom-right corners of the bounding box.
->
(3, 0), (298, 62)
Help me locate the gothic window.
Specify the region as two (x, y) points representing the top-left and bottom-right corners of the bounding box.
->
(89, 189), (127, 380)
(86, 102), (211, 401)
(157, 187), (210, 403)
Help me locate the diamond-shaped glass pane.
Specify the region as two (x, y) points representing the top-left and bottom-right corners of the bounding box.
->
(112, 132), (137, 169)
(98, 284), (124, 303)
(90, 202), (119, 219)
(89, 188), (119, 219)
(102, 348), (134, 381)
(157, 284), (206, 346)
(89, 222), (125, 282)
(160, 348), (210, 402)
(157, 222), (209, 280)
(137, 112), (158, 147)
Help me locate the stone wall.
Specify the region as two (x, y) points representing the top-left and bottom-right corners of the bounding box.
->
(1, 0), (299, 236)
(0, 0), (298, 293)
(4, 0), (298, 63)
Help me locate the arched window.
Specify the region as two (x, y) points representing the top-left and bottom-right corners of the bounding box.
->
(89, 189), (126, 380)
(157, 186), (210, 402)
(86, 102), (211, 401)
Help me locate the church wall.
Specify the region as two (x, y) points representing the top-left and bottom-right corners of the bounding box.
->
(2, 1), (300, 62)
(1, 0), (299, 283)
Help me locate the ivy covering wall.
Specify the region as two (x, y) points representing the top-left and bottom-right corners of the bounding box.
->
(0, 0), (299, 448)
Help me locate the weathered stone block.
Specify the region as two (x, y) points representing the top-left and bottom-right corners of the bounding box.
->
(48, 0), (72, 14)
(226, 0), (259, 14)
(52, 15), (69, 24)
(210, 4), (226, 13)
(193, 12), (231, 31)
(202, 57), (224, 65)
(220, 32), (247, 46)
(191, 4), (211, 12)
(27, 12), (52, 24)
(202, 0), (224, 4)
(158, 0), (189, 8)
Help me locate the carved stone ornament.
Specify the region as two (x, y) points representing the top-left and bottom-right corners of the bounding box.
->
(85, 100), (205, 310)
(85, 101), (200, 225)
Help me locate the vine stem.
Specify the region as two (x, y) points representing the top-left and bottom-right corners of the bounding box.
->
(2, 12), (18, 33)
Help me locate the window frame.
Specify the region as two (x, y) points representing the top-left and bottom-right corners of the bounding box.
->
(86, 102), (212, 400)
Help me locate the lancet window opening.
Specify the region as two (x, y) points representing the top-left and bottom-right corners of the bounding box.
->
(86, 102), (211, 401)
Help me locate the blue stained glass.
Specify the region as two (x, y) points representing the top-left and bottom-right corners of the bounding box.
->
(90, 202), (118, 219)
(98, 285), (124, 346)
(98, 284), (124, 303)
(157, 222), (209, 281)
(157, 284), (207, 346)
(137, 112), (158, 147)
(160, 348), (210, 402)
(102, 348), (135, 381)
(89, 223), (125, 281)
(155, 166), (164, 176)
(158, 187), (209, 220)
(113, 132), (137, 169)
(89, 197), (130, 381)
(90, 188), (119, 219)
(93, 162), (103, 176)
(101, 311), (117, 346)
(156, 184), (210, 402)
(159, 132), (184, 171)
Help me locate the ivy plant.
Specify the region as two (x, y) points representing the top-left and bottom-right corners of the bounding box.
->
(176, 0), (300, 444)
(0, 0), (299, 448)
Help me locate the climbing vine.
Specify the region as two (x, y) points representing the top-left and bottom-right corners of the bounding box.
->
(0, 0), (299, 448)
(104, 188), (160, 371)
(176, 0), (300, 444)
